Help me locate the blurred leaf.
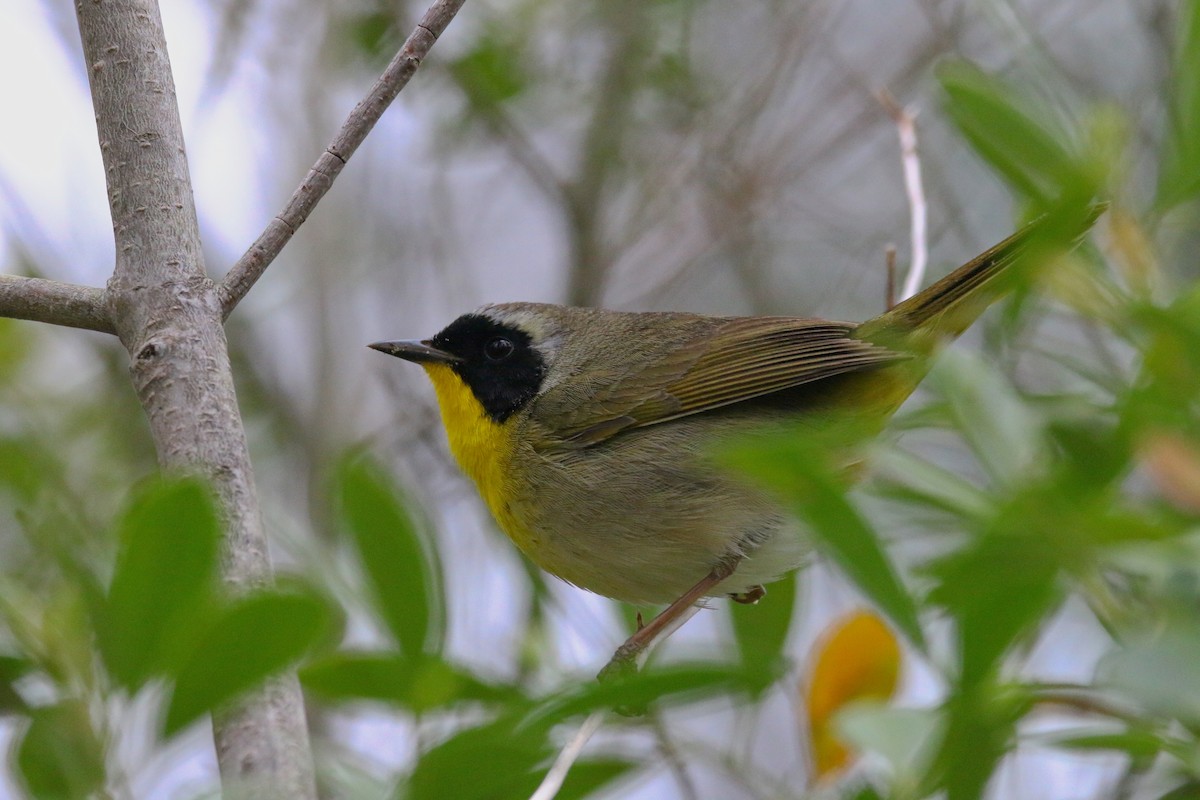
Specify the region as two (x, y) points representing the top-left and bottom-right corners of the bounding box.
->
(1099, 620), (1200, 726)
(726, 432), (926, 650)
(928, 528), (1062, 687)
(164, 585), (337, 735)
(15, 700), (105, 800)
(729, 571), (795, 690)
(1051, 728), (1169, 760)
(554, 757), (640, 800)
(1128, 290), (1200, 438)
(1156, 0), (1200, 209)
(0, 654), (30, 714)
(928, 349), (1046, 486)
(0, 317), (32, 381)
(1106, 206), (1159, 294)
(938, 61), (1095, 206)
(301, 651), (519, 713)
(836, 704), (942, 784)
(1159, 781), (1200, 800)
(806, 611), (903, 778)
(348, 11), (396, 60)
(847, 788), (886, 800)
(0, 436), (58, 502)
(928, 682), (1031, 800)
(406, 717), (551, 800)
(338, 456), (444, 656)
(872, 445), (995, 522)
(100, 477), (219, 690)
(1048, 417), (1131, 494)
(450, 33), (526, 109)
(526, 663), (766, 727)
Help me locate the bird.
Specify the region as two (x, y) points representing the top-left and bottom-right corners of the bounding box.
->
(370, 205), (1100, 648)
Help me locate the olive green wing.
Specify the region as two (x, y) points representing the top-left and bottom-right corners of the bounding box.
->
(537, 315), (907, 449)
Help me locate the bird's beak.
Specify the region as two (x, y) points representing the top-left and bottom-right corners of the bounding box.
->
(368, 339), (462, 364)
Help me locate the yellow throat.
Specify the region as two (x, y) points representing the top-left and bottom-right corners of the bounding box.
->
(421, 363), (521, 537)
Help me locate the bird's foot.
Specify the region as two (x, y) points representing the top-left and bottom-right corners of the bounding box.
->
(729, 585), (766, 605)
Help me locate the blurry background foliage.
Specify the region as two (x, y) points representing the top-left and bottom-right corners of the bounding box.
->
(1, 0), (1199, 798)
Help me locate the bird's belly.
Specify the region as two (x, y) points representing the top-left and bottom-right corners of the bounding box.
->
(498, 423), (808, 605)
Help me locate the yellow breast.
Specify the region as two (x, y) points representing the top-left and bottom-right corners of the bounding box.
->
(421, 364), (527, 544)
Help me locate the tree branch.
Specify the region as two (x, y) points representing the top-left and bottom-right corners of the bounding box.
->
(0, 275), (114, 334)
(878, 90), (928, 302)
(74, 1), (314, 797)
(217, 0), (468, 318)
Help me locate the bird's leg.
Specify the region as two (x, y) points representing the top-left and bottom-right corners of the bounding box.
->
(729, 585), (766, 604)
(598, 554), (742, 684)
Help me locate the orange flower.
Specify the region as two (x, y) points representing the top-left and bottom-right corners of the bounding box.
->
(805, 610), (902, 779)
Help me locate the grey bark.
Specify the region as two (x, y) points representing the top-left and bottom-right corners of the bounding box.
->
(0, 275), (113, 333)
(73, 1), (316, 798)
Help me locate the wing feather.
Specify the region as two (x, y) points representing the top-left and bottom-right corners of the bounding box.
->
(538, 316), (907, 449)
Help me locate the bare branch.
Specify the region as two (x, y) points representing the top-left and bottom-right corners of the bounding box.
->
(217, 0), (468, 318)
(532, 599), (705, 800)
(0, 275), (114, 334)
(878, 90), (928, 302)
(74, 1), (315, 796)
(884, 244), (897, 311)
(528, 711), (605, 800)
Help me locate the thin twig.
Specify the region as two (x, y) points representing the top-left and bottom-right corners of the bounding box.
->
(529, 711), (605, 800)
(651, 713), (700, 800)
(877, 90), (927, 302)
(217, 0), (468, 318)
(528, 603), (704, 800)
(884, 244), (897, 310)
(0, 275), (114, 334)
(598, 571), (722, 682)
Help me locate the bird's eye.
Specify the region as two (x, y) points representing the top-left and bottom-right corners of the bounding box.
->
(484, 336), (515, 361)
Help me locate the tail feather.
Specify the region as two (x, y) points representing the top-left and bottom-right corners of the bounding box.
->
(857, 203), (1105, 350)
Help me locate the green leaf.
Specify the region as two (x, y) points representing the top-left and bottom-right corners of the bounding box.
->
(0, 316), (32, 382)
(338, 456), (444, 656)
(1099, 621), (1200, 726)
(301, 652), (519, 713)
(729, 571), (796, 692)
(872, 444), (995, 522)
(1159, 781), (1200, 800)
(0, 654), (31, 714)
(347, 11), (396, 60)
(927, 682), (1031, 800)
(928, 529), (1062, 687)
(928, 350), (1045, 488)
(836, 703), (943, 784)
(526, 663), (769, 728)
(726, 432), (926, 651)
(450, 34), (526, 109)
(100, 478), (220, 690)
(163, 585), (337, 735)
(1050, 729), (1168, 760)
(938, 61), (1094, 206)
(1046, 418), (1131, 494)
(406, 718), (551, 800)
(16, 700), (106, 800)
(1156, 0), (1200, 209)
(0, 436), (57, 502)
